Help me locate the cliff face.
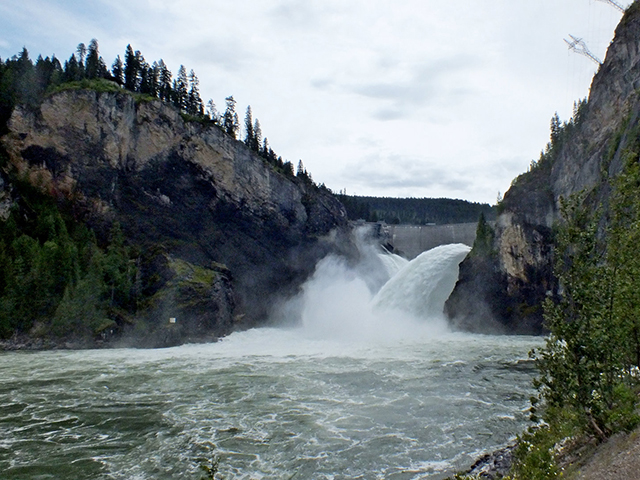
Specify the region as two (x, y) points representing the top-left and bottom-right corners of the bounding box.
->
(0, 90), (351, 345)
(446, 2), (640, 334)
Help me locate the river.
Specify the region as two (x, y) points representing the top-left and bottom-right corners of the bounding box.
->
(0, 244), (542, 479)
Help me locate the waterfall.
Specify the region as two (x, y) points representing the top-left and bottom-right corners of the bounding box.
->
(373, 243), (471, 319)
(377, 252), (409, 279)
(293, 243), (470, 341)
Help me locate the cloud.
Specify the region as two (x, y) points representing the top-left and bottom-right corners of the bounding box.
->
(187, 40), (254, 72)
(342, 153), (473, 194)
(345, 56), (479, 120)
(269, 0), (318, 28)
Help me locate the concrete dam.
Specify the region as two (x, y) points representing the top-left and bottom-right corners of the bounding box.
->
(360, 222), (479, 260)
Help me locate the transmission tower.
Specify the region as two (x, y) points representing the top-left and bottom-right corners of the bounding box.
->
(595, 0), (626, 13)
(564, 34), (602, 64)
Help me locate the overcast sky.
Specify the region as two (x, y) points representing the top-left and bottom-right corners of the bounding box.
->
(0, 0), (627, 204)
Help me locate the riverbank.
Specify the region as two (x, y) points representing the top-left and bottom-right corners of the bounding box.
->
(0, 333), (90, 351)
(563, 426), (640, 479)
(453, 423), (640, 479)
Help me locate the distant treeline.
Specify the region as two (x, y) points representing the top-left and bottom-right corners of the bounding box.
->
(335, 195), (496, 225)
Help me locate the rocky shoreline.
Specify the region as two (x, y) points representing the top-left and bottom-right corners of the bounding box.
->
(0, 331), (223, 352)
(458, 444), (515, 479)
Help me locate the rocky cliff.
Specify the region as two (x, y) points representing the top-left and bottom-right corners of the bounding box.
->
(446, 2), (640, 334)
(0, 89), (351, 346)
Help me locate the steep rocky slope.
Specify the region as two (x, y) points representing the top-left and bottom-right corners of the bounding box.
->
(0, 89), (351, 346)
(446, 2), (640, 334)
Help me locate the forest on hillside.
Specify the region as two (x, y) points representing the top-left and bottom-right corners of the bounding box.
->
(336, 194), (496, 225)
(0, 39), (326, 342)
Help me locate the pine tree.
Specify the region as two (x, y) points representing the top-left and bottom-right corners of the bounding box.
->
(111, 55), (124, 85)
(13, 48), (38, 106)
(76, 43), (87, 70)
(138, 60), (151, 95)
(550, 112), (562, 147)
(206, 99), (219, 123)
(157, 59), (172, 102)
(187, 69), (203, 115)
(63, 54), (82, 82)
(173, 65), (188, 111)
(84, 39), (106, 80)
(223, 95), (239, 138)
(123, 44), (140, 91)
(244, 105), (254, 147)
(253, 119), (262, 152)
(283, 160), (294, 177)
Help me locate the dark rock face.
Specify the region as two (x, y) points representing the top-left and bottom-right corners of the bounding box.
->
(1, 91), (352, 344)
(131, 256), (237, 348)
(446, 3), (640, 334)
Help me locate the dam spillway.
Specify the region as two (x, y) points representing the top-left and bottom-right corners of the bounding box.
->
(359, 221), (479, 259)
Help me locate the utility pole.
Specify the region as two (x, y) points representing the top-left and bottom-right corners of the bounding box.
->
(595, 0), (626, 13)
(564, 34), (602, 65)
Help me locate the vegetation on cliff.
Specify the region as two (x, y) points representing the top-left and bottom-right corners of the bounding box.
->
(0, 40), (314, 184)
(505, 115), (640, 479)
(449, 3), (640, 476)
(0, 174), (137, 341)
(0, 39), (348, 346)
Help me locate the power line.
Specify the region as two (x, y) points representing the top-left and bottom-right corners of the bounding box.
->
(595, 0), (626, 13)
(564, 34), (602, 64)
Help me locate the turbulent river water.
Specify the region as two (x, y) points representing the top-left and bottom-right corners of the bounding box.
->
(0, 243), (543, 480)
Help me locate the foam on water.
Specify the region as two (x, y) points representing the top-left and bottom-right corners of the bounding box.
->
(0, 242), (541, 480)
(0, 333), (542, 480)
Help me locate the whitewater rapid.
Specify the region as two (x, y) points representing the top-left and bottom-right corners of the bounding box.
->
(0, 243), (543, 480)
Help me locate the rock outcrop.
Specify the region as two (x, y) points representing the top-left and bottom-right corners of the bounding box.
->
(446, 2), (640, 334)
(0, 90), (351, 345)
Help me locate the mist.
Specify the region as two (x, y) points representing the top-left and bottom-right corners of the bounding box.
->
(270, 229), (471, 344)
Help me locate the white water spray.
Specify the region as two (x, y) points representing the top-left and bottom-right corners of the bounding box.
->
(377, 251), (409, 278)
(291, 241), (470, 342)
(373, 243), (471, 319)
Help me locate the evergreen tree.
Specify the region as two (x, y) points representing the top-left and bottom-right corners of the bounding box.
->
(157, 59), (172, 102)
(63, 54), (82, 82)
(147, 61), (161, 97)
(35, 55), (62, 94)
(244, 105), (254, 146)
(111, 55), (124, 85)
(222, 95), (239, 138)
(471, 212), (495, 257)
(550, 112), (562, 147)
(13, 48), (38, 106)
(283, 160), (294, 177)
(123, 44), (140, 91)
(536, 191), (640, 439)
(76, 42), (87, 70)
(206, 99), (219, 123)
(172, 65), (188, 111)
(85, 38), (106, 80)
(253, 118), (262, 152)
(187, 69), (203, 115)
